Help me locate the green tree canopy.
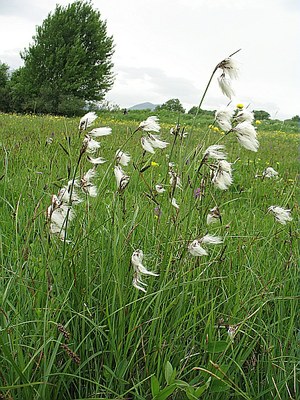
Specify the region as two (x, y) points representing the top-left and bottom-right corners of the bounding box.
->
(188, 106), (215, 117)
(253, 110), (270, 120)
(0, 61), (11, 112)
(290, 115), (300, 122)
(156, 98), (185, 113)
(16, 0), (114, 115)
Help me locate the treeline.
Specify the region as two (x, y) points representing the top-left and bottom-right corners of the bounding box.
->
(0, 61), (91, 116)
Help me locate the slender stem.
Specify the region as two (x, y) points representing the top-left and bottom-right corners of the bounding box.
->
(194, 66), (218, 121)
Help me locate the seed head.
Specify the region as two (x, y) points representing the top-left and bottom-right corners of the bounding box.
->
(115, 149), (131, 166)
(138, 116), (160, 132)
(79, 112), (98, 131)
(268, 206), (292, 225)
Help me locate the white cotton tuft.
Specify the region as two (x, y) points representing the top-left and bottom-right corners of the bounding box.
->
(131, 249), (159, 293)
(79, 112), (98, 131)
(201, 234), (223, 245)
(115, 149), (131, 166)
(87, 156), (107, 165)
(139, 116), (160, 132)
(155, 184), (166, 194)
(141, 137), (155, 154)
(148, 134), (169, 149)
(268, 206), (292, 225)
(188, 240), (208, 256)
(171, 197), (180, 209)
(233, 121), (259, 152)
(204, 145), (227, 161)
(114, 165), (130, 192)
(218, 75), (235, 99)
(215, 107), (234, 132)
(262, 167), (278, 178)
(89, 127), (112, 137)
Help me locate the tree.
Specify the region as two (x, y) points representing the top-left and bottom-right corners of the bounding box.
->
(18, 0), (114, 115)
(188, 106), (214, 117)
(156, 98), (185, 113)
(0, 61), (11, 112)
(253, 110), (270, 120)
(290, 115), (300, 122)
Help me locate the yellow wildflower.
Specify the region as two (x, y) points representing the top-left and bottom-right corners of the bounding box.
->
(236, 103), (244, 109)
(213, 126), (220, 132)
(151, 161), (159, 167)
(255, 120), (261, 125)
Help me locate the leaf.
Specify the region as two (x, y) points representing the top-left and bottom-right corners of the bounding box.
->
(151, 375), (160, 397)
(154, 384), (177, 400)
(173, 379), (189, 388)
(102, 365), (128, 384)
(140, 165), (151, 173)
(58, 142), (70, 156)
(210, 379), (230, 393)
(164, 361), (174, 385)
(185, 389), (198, 400)
(206, 340), (228, 353)
(184, 377), (211, 399)
(194, 377), (211, 396)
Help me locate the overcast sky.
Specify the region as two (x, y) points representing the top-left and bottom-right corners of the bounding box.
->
(0, 0), (299, 119)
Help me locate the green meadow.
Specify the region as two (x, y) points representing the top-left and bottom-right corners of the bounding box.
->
(0, 111), (299, 399)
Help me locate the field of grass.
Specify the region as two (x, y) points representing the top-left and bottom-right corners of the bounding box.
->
(0, 110), (299, 400)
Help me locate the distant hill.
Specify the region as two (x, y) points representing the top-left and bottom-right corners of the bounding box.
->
(128, 102), (159, 111)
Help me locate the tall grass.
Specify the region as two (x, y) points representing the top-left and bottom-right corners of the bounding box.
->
(0, 100), (299, 399)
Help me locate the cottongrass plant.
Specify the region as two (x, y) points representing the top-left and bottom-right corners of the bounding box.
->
(46, 176), (82, 241)
(169, 165), (182, 191)
(46, 193), (75, 241)
(207, 206), (222, 225)
(214, 105), (259, 151)
(170, 123), (189, 139)
(268, 205), (293, 224)
(115, 149), (131, 166)
(234, 107), (255, 123)
(210, 160), (233, 190)
(78, 111), (98, 131)
(232, 120), (259, 152)
(217, 57), (239, 99)
(188, 234), (223, 257)
(203, 144), (228, 161)
(47, 111), (112, 241)
(155, 184), (166, 194)
(138, 115), (161, 132)
(131, 249), (159, 292)
(75, 168), (98, 197)
(114, 165), (130, 193)
(262, 166), (279, 178)
(171, 197), (180, 209)
(141, 136), (156, 154)
(141, 134), (169, 154)
(215, 107), (234, 131)
(134, 115), (170, 155)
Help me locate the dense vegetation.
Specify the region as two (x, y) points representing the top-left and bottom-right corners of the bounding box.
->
(0, 109), (298, 399)
(0, 1), (114, 116)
